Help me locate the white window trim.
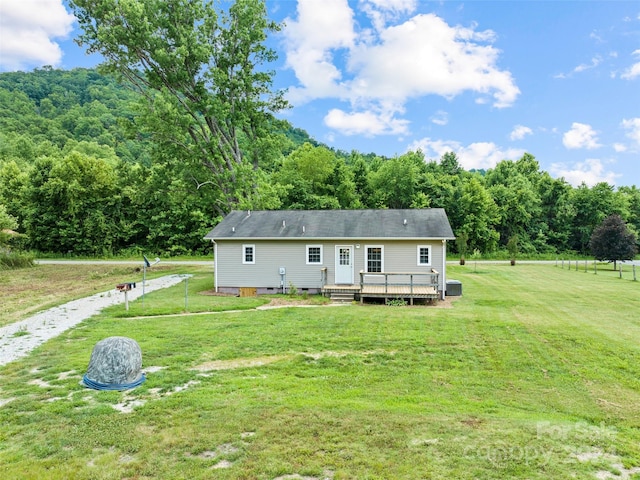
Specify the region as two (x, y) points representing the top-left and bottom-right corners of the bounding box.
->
(242, 244), (255, 264)
(365, 245), (384, 273)
(306, 244), (323, 265)
(417, 245), (432, 266)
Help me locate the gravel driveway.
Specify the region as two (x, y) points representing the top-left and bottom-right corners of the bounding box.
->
(0, 275), (189, 367)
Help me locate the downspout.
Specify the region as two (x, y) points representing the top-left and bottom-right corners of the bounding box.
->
(212, 239), (218, 293)
(442, 239), (447, 300)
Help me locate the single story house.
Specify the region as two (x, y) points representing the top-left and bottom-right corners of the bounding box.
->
(204, 209), (455, 302)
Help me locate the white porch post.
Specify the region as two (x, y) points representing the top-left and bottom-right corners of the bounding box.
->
(213, 240), (218, 293)
(442, 239), (447, 300)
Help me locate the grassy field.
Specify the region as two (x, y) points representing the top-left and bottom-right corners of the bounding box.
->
(0, 263), (213, 327)
(1, 263), (639, 479)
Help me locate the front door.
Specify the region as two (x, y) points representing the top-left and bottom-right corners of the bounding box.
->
(335, 245), (354, 284)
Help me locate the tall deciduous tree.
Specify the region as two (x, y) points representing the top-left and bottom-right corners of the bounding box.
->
(486, 158), (542, 249)
(570, 182), (628, 253)
(369, 152), (422, 209)
(457, 178), (501, 252)
(25, 152), (122, 255)
(589, 214), (637, 269)
(70, 0), (288, 215)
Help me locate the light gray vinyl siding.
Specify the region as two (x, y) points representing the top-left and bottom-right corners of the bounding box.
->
(215, 239), (446, 292)
(216, 240), (330, 290)
(361, 241), (445, 291)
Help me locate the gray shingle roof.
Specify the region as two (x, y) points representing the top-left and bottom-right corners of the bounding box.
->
(204, 209), (455, 240)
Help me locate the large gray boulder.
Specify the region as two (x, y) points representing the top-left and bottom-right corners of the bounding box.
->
(83, 336), (145, 390)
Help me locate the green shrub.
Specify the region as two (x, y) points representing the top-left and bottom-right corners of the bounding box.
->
(386, 297), (407, 306)
(0, 250), (35, 269)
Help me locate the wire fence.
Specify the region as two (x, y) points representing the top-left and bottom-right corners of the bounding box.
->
(555, 258), (638, 282)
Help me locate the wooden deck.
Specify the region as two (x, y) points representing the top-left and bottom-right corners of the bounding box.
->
(321, 270), (440, 305)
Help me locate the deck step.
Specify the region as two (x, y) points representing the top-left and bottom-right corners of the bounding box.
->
(330, 292), (355, 303)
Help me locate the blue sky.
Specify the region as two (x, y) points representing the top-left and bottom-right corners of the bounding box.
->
(1, 0), (639, 187)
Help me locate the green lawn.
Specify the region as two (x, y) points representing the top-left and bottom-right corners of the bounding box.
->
(1, 264), (639, 479)
(0, 263), (212, 327)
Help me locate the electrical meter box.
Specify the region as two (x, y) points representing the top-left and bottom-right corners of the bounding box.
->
(279, 267), (286, 275)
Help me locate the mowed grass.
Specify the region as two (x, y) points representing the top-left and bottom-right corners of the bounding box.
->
(0, 263), (212, 327)
(1, 264), (640, 479)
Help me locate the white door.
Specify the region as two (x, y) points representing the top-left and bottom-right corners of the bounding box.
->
(335, 245), (354, 284)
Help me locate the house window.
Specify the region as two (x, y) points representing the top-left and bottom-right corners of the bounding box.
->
(306, 245), (323, 264)
(417, 245), (431, 266)
(242, 244), (255, 264)
(366, 246), (383, 273)
(339, 247), (350, 265)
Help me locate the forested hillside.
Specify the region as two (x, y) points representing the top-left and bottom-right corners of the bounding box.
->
(1, 68), (639, 256)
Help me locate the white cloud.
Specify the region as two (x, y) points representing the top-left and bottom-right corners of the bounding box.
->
(589, 31), (604, 43)
(620, 49), (640, 80)
(510, 125), (533, 141)
(562, 123), (602, 150)
(283, 1), (519, 136)
(621, 117), (640, 148)
(621, 62), (640, 80)
(361, 0), (417, 31)
(347, 14), (518, 107)
(555, 56), (603, 79)
(0, 0), (75, 71)
(613, 143), (627, 153)
(407, 137), (524, 171)
(324, 108), (409, 136)
(574, 56), (602, 73)
(550, 159), (620, 187)
(430, 110), (448, 126)
(283, 0), (356, 104)
(364, 0), (417, 13)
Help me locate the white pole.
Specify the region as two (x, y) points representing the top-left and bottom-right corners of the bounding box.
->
(441, 239), (446, 300)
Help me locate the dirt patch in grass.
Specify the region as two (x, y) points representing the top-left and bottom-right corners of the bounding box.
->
(572, 449), (640, 479)
(302, 350), (396, 360)
(461, 416), (485, 429)
(192, 355), (290, 372)
(198, 290), (236, 297)
(273, 471), (335, 480)
(265, 297), (327, 307)
(433, 295), (461, 308)
(200, 290), (330, 306)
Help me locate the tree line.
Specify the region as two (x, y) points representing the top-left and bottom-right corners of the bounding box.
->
(1, 68), (639, 257)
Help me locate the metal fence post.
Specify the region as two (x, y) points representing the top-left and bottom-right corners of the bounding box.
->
(184, 276), (189, 311)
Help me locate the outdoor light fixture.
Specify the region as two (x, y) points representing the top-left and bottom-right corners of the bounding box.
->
(143, 255), (160, 268)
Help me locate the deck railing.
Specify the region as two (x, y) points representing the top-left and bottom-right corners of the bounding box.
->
(359, 269), (439, 294)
